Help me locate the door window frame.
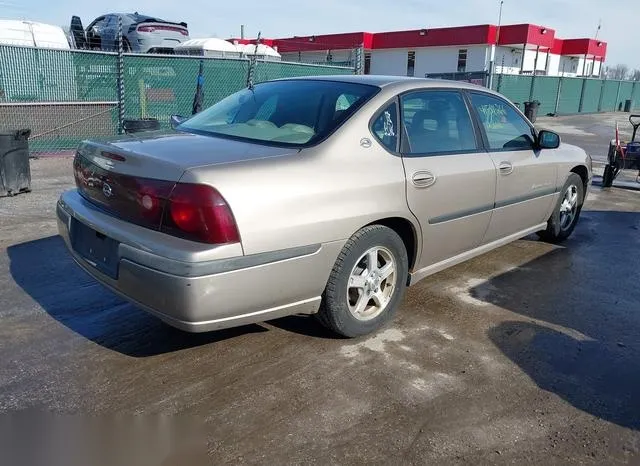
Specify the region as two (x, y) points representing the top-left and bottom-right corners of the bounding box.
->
(465, 90), (539, 153)
(368, 97), (401, 154)
(398, 88), (484, 158)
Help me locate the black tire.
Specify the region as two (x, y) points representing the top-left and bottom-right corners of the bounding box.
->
(316, 225), (409, 338)
(537, 173), (584, 243)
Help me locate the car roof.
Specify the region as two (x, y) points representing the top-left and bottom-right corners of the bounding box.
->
(279, 74), (488, 92)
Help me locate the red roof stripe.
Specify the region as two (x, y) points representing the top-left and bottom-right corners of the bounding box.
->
(271, 32), (373, 53)
(232, 23), (606, 62)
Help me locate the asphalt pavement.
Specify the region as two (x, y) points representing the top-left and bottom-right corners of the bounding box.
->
(1, 115), (639, 465)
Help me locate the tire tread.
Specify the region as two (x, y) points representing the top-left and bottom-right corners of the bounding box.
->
(317, 225), (408, 337)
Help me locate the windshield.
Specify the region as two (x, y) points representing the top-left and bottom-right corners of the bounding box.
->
(177, 80), (380, 147)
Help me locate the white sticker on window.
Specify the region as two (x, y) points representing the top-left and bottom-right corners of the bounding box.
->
(383, 111), (395, 137)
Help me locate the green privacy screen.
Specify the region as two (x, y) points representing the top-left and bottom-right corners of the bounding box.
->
(495, 74), (640, 117)
(531, 77), (561, 116)
(580, 79), (601, 113)
(0, 45), (353, 152)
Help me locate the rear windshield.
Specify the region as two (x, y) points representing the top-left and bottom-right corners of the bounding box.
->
(177, 80), (380, 147)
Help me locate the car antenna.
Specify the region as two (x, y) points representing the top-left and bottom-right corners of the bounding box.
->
(246, 31), (261, 91)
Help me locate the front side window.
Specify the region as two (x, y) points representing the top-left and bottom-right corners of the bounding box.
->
(178, 80), (379, 146)
(401, 90), (477, 155)
(470, 93), (535, 150)
(371, 101), (398, 152)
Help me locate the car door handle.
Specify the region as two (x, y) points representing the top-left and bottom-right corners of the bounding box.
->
(411, 171), (436, 188)
(498, 162), (514, 175)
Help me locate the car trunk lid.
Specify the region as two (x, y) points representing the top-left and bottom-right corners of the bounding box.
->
(73, 131), (299, 235)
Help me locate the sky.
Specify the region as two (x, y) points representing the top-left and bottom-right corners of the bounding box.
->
(3, 0), (639, 69)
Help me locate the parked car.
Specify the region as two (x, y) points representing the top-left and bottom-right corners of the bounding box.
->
(57, 76), (592, 338)
(69, 13), (188, 53)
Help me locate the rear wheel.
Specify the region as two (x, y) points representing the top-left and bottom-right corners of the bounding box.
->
(537, 173), (584, 243)
(317, 225), (408, 338)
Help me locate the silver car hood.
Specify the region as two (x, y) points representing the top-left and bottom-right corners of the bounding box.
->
(78, 130), (300, 181)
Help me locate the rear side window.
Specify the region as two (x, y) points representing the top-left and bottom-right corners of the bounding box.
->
(401, 90), (477, 156)
(371, 101), (399, 152)
(469, 93), (536, 150)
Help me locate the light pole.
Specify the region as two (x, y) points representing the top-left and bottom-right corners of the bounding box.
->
(489, 1), (504, 89)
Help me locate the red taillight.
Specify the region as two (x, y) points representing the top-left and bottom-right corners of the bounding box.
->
(163, 184), (240, 244)
(73, 154), (236, 245)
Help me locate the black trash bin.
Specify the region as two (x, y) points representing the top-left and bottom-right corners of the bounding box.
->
(624, 99), (633, 113)
(524, 100), (540, 123)
(123, 118), (160, 134)
(0, 129), (32, 198)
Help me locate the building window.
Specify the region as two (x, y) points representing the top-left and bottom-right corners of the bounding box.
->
(457, 49), (468, 72)
(364, 52), (371, 75)
(407, 51), (415, 77)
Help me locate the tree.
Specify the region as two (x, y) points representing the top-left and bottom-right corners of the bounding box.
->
(631, 69), (640, 81)
(608, 64), (629, 80)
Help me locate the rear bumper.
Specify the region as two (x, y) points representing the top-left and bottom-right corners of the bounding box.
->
(57, 190), (343, 332)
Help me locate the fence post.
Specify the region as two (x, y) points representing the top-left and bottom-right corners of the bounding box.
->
(246, 32), (261, 89)
(578, 78), (587, 113)
(529, 73), (537, 102)
(529, 46), (540, 101)
(614, 80), (622, 111)
(116, 16), (125, 134)
(597, 77), (606, 112)
(493, 54), (505, 91)
(554, 76), (563, 115)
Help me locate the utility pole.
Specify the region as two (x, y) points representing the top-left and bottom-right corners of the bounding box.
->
(488, 0), (504, 89)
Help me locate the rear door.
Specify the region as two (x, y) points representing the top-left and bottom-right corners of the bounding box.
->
(400, 89), (496, 268)
(468, 92), (557, 243)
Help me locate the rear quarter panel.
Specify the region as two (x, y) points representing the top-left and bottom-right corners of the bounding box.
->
(180, 104), (414, 256)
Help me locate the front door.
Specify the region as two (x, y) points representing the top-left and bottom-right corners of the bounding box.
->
(468, 92), (558, 244)
(400, 89), (497, 269)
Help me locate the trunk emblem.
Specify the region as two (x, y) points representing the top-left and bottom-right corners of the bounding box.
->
(102, 183), (114, 198)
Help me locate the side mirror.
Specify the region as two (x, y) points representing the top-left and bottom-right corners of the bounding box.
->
(537, 130), (560, 149)
(170, 114), (187, 129)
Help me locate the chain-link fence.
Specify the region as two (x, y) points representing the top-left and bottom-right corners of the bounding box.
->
(0, 44), (354, 154)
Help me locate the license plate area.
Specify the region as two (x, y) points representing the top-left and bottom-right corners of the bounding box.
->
(70, 219), (119, 279)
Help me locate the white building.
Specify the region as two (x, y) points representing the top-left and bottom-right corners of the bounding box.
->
(249, 24), (607, 79)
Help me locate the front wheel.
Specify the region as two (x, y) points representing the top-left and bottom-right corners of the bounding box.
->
(537, 173), (584, 243)
(316, 225), (408, 338)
